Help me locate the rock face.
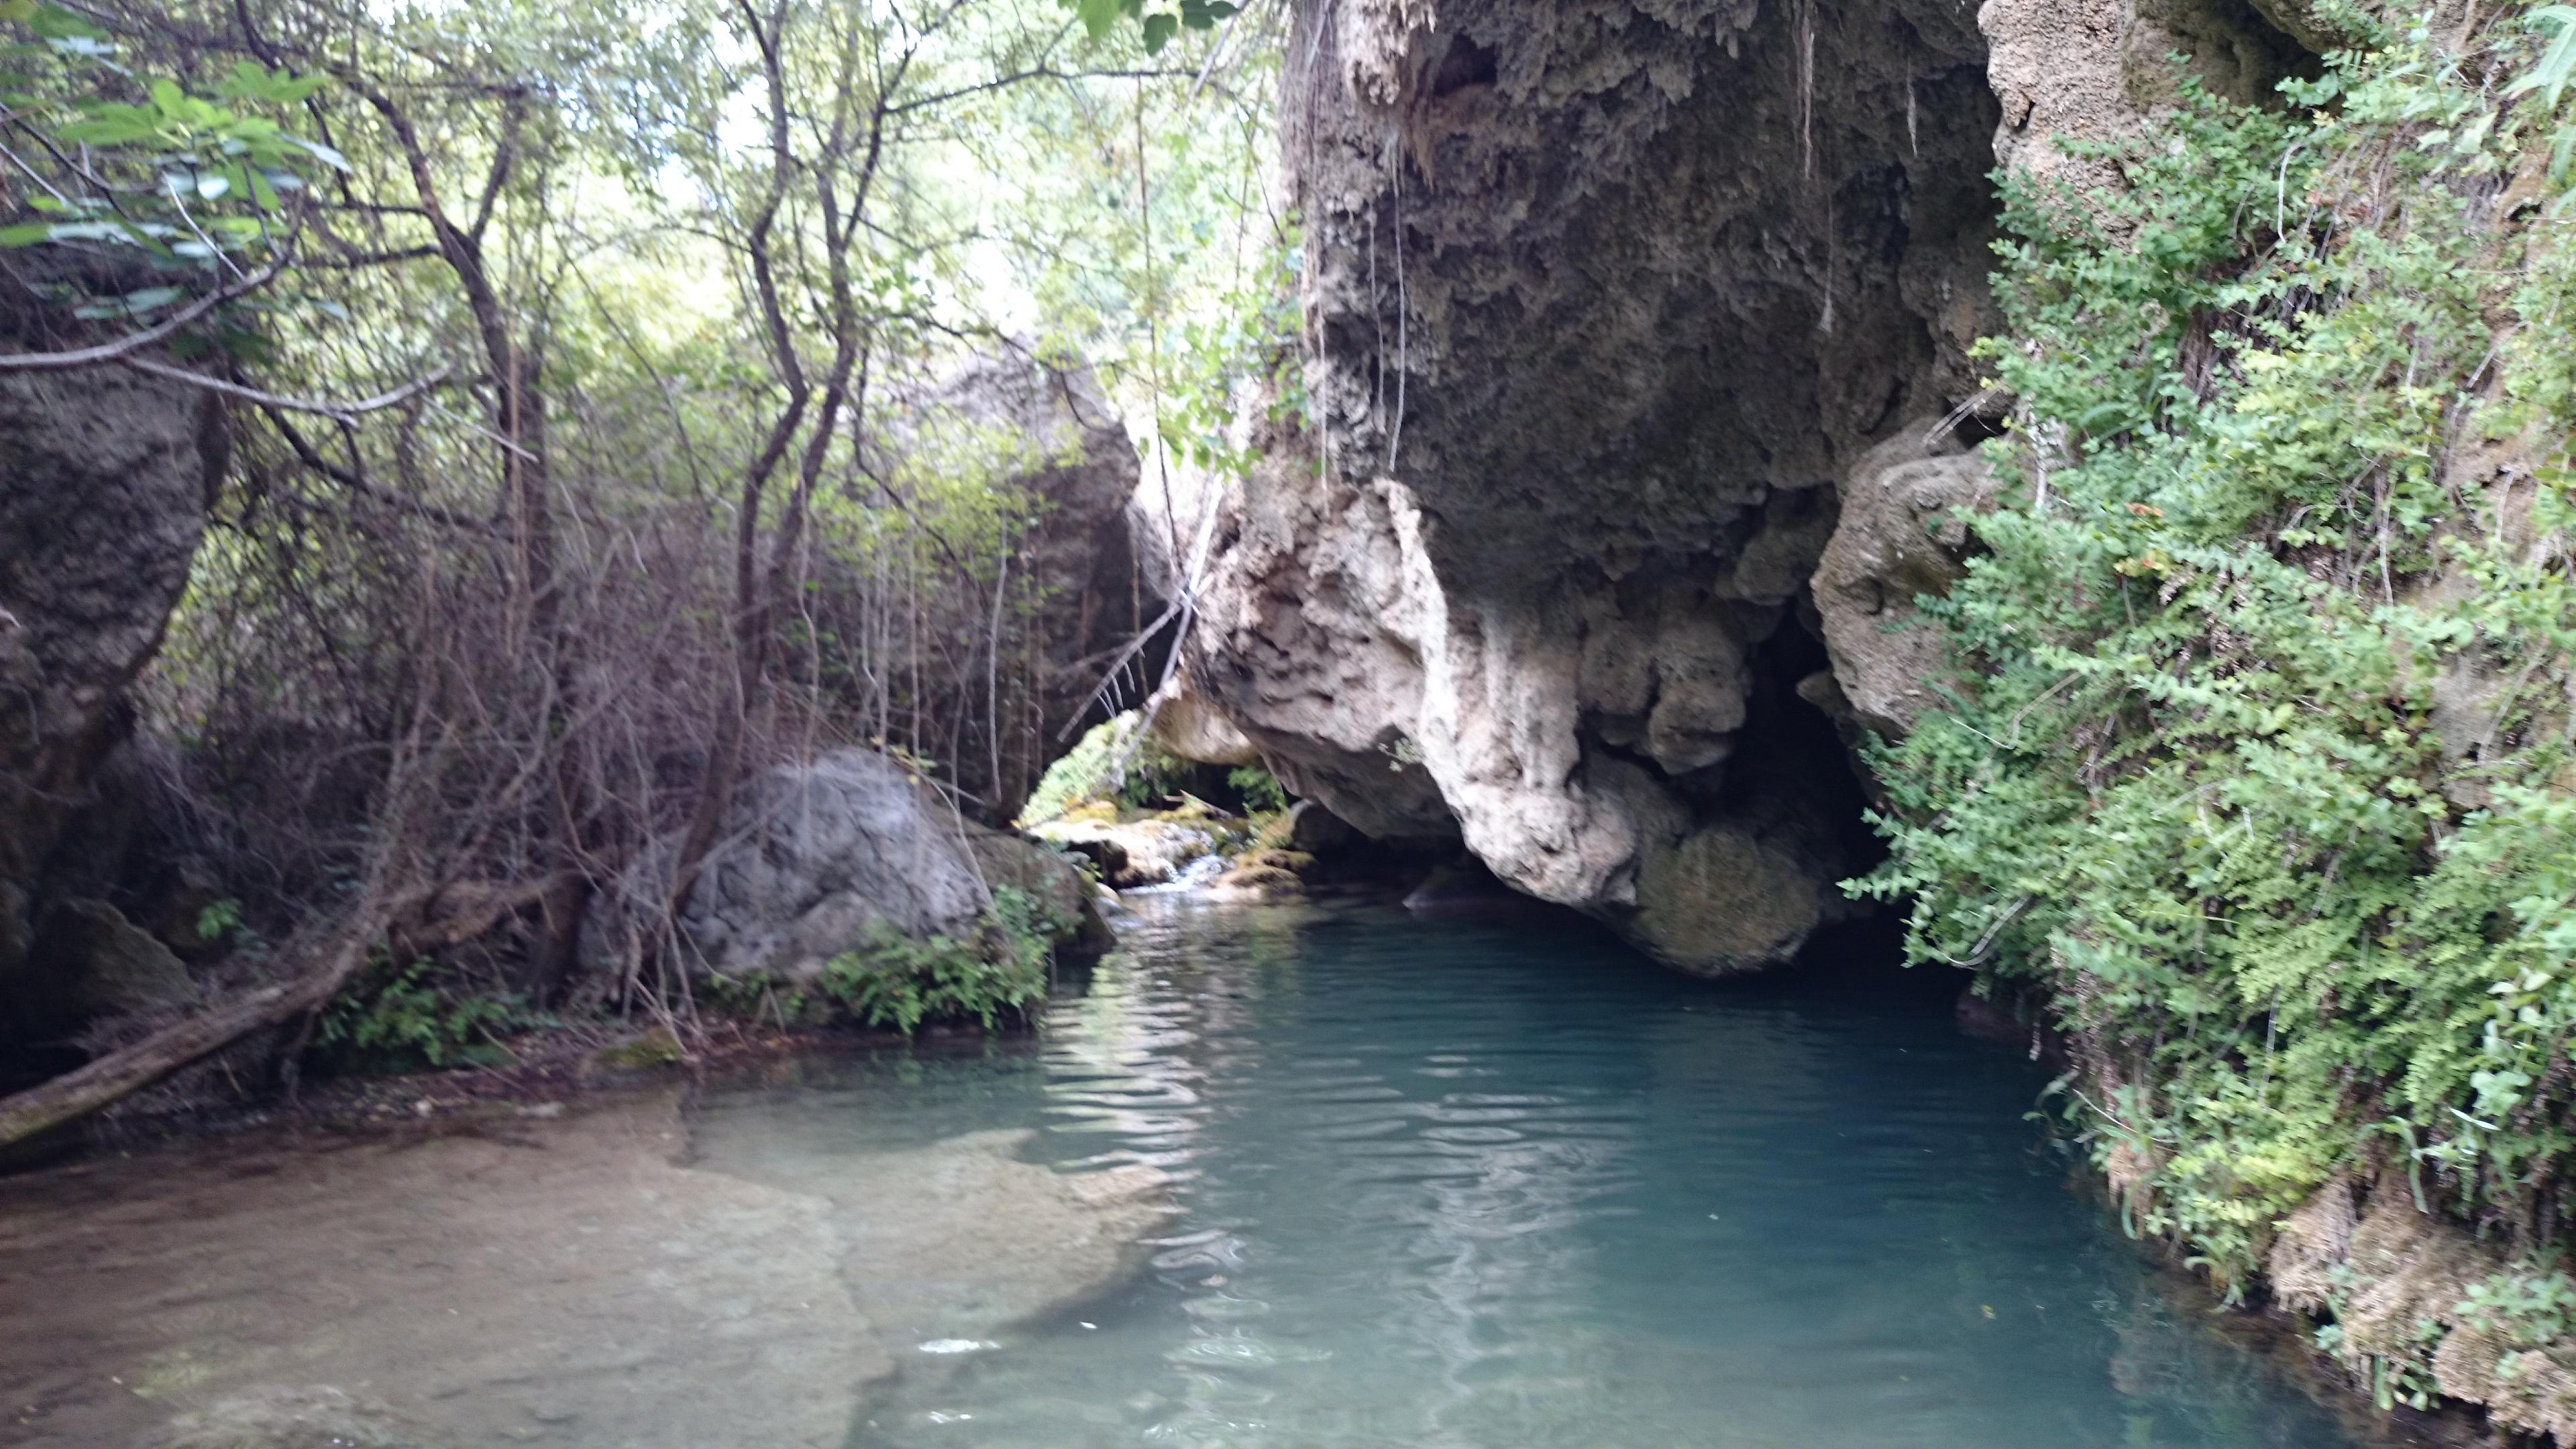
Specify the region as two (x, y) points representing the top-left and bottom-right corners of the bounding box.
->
(894, 354), (1156, 822)
(1810, 425), (1999, 738)
(1146, 0), (2337, 973)
(1146, 670), (1262, 767)
(1159, 0), (2002, 971)
(1984, 0), (2316, 200)
(0, 366), (221, 1002)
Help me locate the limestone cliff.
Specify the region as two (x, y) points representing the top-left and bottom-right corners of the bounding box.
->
(1144, 0), (2340, 972)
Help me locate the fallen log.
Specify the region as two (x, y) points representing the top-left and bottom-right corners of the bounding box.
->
(0, 918), (378, 1151)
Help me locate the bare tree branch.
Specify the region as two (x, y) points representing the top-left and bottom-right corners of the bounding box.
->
(0, 256), (284, 372)
(119, 356), (453, 421)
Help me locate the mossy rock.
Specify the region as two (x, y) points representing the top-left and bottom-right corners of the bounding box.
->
(588, 1028), (685, 1073)
(1206, 863), (1305, 903)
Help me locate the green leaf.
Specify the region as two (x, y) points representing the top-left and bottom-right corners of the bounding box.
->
(288, 136), (350, 171)
(26, 3), (105, 41)
(58, 112), (156, 145)
(1140, 11), (1177, 51)
(0, 220), (52, 246)
(1074, 0), (1122, 41)
(2509, 5), (2576, 110)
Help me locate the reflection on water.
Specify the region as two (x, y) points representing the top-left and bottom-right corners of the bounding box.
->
(694, 898), (2385, 1449)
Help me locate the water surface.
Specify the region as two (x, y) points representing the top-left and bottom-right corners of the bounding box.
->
(694, 896), (2383, 1449)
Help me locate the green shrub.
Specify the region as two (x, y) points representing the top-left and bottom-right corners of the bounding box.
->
(315, 957), (554, 1072)
(817, 885), (1065, 1034)
(1859, 16), (2576, 1294)
(1228, 764), (1287, 814)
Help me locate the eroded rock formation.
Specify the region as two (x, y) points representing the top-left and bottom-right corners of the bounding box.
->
(890, 354), (1157, 822)
(0, 366), (222, 1037)
(1148, 0), (2337, 973)
(1160, 0), (2002, 971)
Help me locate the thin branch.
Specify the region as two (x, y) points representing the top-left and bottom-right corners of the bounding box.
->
(0, 256), (284, 372)
(118, 356), (453, 421)
(882, 64), (1197, 117)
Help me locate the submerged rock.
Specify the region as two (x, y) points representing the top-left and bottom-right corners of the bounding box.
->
(0, 1094), (1172, 1449)
(1205, 849), (1314, 904)
(155, 1386), (441, 1449)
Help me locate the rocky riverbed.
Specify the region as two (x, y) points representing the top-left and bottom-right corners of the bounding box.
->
(0, 1091), (1168, 1448)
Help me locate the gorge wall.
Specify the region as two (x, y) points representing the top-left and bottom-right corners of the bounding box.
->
(1151, 0), (2328, 972)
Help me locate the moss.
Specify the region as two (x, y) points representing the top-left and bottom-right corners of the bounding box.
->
(588, 1028), (686, 1073)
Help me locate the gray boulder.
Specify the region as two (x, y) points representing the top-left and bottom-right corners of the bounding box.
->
(598, 750), (1104, 986)
(3, 895), (199, 1043)
(680, 753), (989, 983)
(1811, 426), (2000, 738)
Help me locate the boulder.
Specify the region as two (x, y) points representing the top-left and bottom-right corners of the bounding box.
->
(680, 752), (985, 983)
(884, 354), (1155, 821)
(1629, 825), (1827, 974)
(1811, 426), (2000, 737)
(1028, 814), (1226, 890)
(1204, 855), (1307, 904)
(595, 750), (1106, 987)
(1146, 672), (1260, 767)
(0, 362), (221, 993)
(965, 829), (1117, 959)
(3, 896), (199, 1043)
(1054, 833), (1130, 883)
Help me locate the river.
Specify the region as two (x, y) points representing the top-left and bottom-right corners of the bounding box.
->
(701, 894), (2387, 1449)
(0, 894), (2407, 1448)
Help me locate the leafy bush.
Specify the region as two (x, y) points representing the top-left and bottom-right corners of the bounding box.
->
(1860, 14), (2576, 1294)
(2457, 1270), (2576, 1348)
(817, 885), (1065, 1034)
(0, 5), (343, 303)
(1228, 764), (1287, 814)
(315, 957), (553, 1072)
(1020, 710), (1205, 822)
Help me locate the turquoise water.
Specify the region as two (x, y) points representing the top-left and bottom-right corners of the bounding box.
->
(696, 895), (2382, 1449)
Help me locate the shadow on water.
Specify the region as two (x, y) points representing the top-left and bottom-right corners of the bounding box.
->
(690, 894), (2443, 1449)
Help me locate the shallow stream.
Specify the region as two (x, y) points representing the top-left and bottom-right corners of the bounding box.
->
(697, 896), (2387, 1449)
